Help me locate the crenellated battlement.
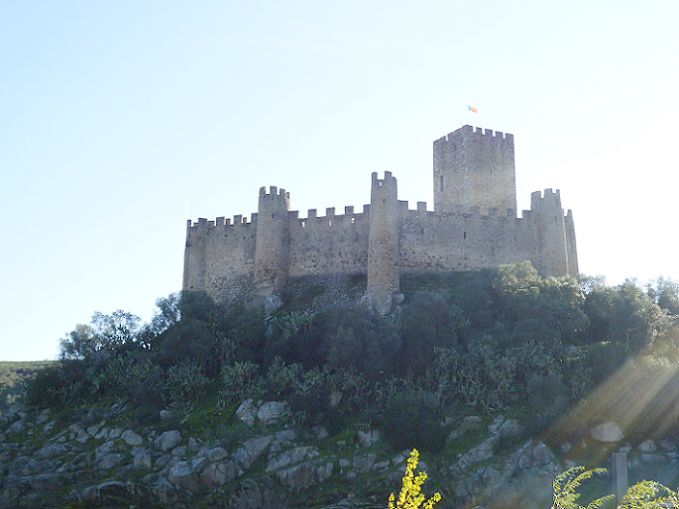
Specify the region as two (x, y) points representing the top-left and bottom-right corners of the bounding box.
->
(188, 214), (255, 230)
(435, 125), (514, 145)
(530, 188), (563, 211)
(289, 205), (369, 228)
(259, 186), (290, 200)
(371, 170), (398, 189)
(183, 124), (579, 307)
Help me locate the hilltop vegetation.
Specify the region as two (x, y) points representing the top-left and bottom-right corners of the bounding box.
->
(25, 262), (679, 445)
(3, 262), (679, 507)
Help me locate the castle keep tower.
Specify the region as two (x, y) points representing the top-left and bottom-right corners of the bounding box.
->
(367, 171), (400, 314)
(183, 124), (580, 312)
(433, 125), (516, 215)
(254, 186), (290, 296)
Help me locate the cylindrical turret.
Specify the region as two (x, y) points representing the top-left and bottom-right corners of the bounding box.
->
(530, 189), (569, 277)
(565, 210), (579, 278)
(254, 186), (291, 297)
(367, 171), (400, 314)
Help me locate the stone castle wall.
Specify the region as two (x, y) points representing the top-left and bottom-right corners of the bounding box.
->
(183, 125), (580, 308)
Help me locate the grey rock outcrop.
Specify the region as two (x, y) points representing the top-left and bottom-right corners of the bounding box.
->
(168, 461), (199, 491)
(257, 401), (289, 425)
(121, 429), (144, 446)
(155, 430), (182, 451)
(236, 399), (258, 426)
(591, 422), (624, 443)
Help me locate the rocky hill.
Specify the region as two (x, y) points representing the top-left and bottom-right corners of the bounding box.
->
(3, 266), (679, 507)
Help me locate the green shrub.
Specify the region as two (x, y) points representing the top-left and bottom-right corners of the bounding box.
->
(24, 361), (88, 409)
(219, 361), (262, 405)
(378, 386), (445, 452)
(165, 361), (210, 403)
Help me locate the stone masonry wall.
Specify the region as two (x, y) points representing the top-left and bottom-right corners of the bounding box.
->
(399, 207), (537, 273)
(182, 125), (579, 304)
(183, 217), (257, 303)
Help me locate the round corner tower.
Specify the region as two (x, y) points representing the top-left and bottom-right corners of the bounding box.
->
(254, 186), (291, 297)
(367, 171), (400, 315)
(530, 189), (569, 277)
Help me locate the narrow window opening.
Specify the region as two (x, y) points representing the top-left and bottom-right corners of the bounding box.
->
(463, 231), (467, 240)
(301, 221), (306, 228)
(382, 198), (386, 204)
(421, 228), (424, 235)
(351, 217), (356, 224)
(328, 219), (332, 226)
(272, 213), (275, 219)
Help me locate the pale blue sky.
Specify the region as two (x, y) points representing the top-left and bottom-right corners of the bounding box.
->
(1, 1), (678, 361)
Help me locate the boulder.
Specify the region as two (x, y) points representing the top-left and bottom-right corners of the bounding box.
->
(132, 448), (152, 469)
(234, 435), (274, 469)
(98, 453), (123, 469)
(236, 399), (258, 426)
(108, 428), (123, 439)
(532, 442), (554, 465)
(638, 439), (656, 453)
(200, 461), (243, 488)
(87, 422), (105, 437)
(81, 480), (129, 503)
(266, 446), (332, 489)
(171, 446), (186, 458)
(95, 427), (110, 440)
(75, 428), (90, 443)
(352, 453), (377, 473)
(191, 456), (209, 474)
(207, 447), (228, 462)
(357, 429), (380, 447)
(266, 446), (320, 473)
(155, 430), (182, 451)
(36, 409), (50, 425)
(590, 422), (624, 443)
(8, 419), (25, 434)
(269, 429), (297, 456)
(457, 436), (498, 469)
(35, 443), (69, 460)
(489, 416), (524, 439)
(257, 401), (289, 425)
(168, 461), (199, 491)
(121, 430), (144, 447)
(95, 441), (116, 461)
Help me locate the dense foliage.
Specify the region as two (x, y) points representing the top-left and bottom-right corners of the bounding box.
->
(552, 466), (679, 509)
(24, 262), (679, 451)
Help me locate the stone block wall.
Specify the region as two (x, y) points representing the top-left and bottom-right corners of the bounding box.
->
(183, 126), (579, 306)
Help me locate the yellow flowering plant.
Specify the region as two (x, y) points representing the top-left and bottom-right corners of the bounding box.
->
(388, 449), (442, 509)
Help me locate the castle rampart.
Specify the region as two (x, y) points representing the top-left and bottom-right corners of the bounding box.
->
(183, 125), (579, 311)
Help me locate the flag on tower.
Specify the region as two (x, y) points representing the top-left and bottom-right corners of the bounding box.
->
(467, 105), (478, 113)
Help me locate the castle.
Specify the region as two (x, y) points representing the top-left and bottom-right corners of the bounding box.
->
(183, 125), (578, 313)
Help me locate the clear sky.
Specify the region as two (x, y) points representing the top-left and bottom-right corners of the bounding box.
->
(1, 1), (678, 361)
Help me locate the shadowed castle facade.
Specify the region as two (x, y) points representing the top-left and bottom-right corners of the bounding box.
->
(183, 125), (578, 313)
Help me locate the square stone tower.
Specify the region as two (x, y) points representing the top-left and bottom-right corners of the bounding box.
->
(433, 125), (516, 215)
